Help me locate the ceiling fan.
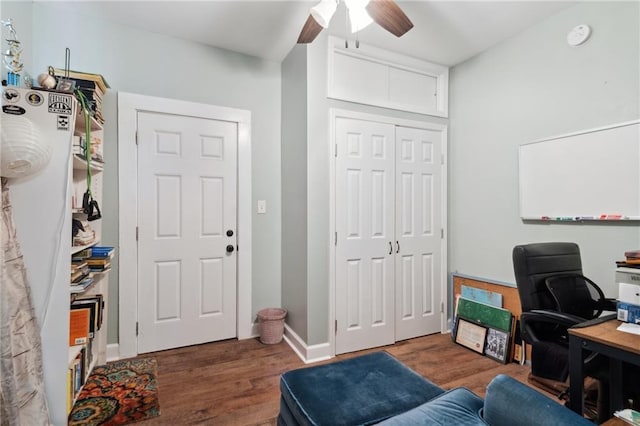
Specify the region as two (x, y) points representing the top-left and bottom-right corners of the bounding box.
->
(297, 0), (414, 44)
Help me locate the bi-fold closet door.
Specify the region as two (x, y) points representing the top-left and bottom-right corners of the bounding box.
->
(335, 117), (443, 355)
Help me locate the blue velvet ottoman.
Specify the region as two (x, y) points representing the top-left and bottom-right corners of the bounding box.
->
(278, 351), (445, 426)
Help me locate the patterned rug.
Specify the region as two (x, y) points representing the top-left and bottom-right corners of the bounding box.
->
(69, 358), (160, 426)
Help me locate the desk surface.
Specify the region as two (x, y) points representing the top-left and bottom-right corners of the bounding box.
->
(601, 418), (627, 426)
(569, 320), (640, 355)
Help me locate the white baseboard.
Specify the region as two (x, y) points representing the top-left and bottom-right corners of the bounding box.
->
(238, 321), (260, 340)
(283, 324), (332, 364)
(106, 343), (120, 362)
(238, 318), (260, 340)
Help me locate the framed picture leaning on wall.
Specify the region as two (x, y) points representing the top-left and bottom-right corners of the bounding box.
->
(454, 318), (487, 354)
(484, 327), (509, 363)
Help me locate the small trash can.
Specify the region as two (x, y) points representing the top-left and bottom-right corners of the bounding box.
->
(257, 308), (287, 344)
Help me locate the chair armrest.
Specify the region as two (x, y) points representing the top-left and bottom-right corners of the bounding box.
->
(482, 374), (592, 426)
(520, 310), (585, 344)
(524, 310), (585, 327)
(600, 298), (617, 312)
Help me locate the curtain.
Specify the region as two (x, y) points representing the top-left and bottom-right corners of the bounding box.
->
(0, 178), (50, 425)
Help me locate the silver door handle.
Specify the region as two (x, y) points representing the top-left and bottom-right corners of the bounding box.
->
(389, 241), (393, 255)
(396, 241), (400, 254)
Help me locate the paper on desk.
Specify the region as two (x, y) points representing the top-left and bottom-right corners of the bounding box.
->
(617, 322), (640, 335)
(615, 408), (640, 425)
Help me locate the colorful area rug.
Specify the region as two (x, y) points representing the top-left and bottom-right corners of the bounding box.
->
(69, 358), (160, 426)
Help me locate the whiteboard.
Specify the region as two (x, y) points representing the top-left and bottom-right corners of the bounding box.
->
(518, 120), (640, 221)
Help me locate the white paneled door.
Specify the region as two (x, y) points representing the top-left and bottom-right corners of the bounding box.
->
(395, 126), (442, 341)
(335, 118), (396, 354)
(137, 111), (237, 353)
(335, 117), (444, 354)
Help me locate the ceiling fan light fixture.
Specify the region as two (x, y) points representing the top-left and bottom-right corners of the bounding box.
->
(310, 0), (338, 28)
(345, 0), (373, 33)
(297, 0), (412, 44)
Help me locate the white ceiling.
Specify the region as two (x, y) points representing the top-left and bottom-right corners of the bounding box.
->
(43, 0), (578, 66)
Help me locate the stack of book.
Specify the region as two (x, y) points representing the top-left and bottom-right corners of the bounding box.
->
(71, 295), (104, 338)
(53, 68), (109, 125)
(67, 344), (91, 412)
(72, 134), (104, 163)
(70, 252), (94, 293)
(87, 246), (114, 272)
(616, 250), (640, 269)
(72, 219), (95, 246)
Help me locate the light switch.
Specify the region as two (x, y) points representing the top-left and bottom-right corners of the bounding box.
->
(257, 200), (266, 214)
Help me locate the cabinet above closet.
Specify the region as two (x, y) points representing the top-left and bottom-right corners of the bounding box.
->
(327, 36), (449, 117)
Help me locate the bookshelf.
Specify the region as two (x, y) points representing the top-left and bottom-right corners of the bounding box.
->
(1, 85), (110, 423)
(67, 77), (110, 413)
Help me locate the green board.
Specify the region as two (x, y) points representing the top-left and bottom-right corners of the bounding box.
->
(457, 298), (512, 332)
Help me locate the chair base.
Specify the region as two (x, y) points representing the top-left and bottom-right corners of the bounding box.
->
(527, 372), (568, 396)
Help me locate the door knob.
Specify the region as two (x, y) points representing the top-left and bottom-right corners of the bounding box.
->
(226, 245), (235, 253)
(226, 230), (234, 237)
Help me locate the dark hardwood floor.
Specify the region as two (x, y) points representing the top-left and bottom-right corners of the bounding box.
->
(137, 333), (555, 425)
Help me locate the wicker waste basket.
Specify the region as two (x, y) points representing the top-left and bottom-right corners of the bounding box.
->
(257, 308), (287, 344)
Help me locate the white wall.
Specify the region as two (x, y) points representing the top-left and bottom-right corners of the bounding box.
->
(281, 45), (309, 341)
(449, 1), (640, 295)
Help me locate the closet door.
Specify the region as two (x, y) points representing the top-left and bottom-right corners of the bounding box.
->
(335, 117), (396, 354)
(394, 126), (443, 341)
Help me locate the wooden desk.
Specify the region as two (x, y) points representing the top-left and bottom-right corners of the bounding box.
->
(568, 320), (640, 418)
(601, 418), (626, 426)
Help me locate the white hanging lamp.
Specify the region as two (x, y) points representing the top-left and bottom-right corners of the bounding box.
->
(311, 0), (338, 28)
(344, 0), (373, 33)
(1, 114), (50, 178)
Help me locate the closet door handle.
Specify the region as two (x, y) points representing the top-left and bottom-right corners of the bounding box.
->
(388, 241), (393, 255)
(396, 241), (400, 254)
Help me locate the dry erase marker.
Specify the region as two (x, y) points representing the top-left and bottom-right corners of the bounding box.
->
(575, 216), (596, 220)
(541, 216), (550, 220)
(555, 217), (574, 221)
(603, 214), (623, 220)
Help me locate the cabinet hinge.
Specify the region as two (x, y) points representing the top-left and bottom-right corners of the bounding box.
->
(335, 320), (338, 334)
(441, 228), (444, 239)
(334, 232), (337, 246)
(440, 302), (444, 314)
(334, 144), (337, 157)
(136, 322), (139, 336)
(441, 153), (444, 165)
(135, 130), (138, 145)
(136, 226), (139, 241)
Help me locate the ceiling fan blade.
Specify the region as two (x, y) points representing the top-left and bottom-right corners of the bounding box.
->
(366, 0), (414, 38)
(297, 14), (324, 44)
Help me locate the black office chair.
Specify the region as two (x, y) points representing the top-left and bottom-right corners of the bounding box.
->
(512, 242), (617, 420)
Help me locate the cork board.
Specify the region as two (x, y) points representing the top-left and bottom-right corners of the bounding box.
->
(453, 275), (521, 316)
(453, 274), (531, 362)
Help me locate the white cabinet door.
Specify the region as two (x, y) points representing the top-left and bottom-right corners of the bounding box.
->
(395, 126), (442, 341)
(137, 111), (237, 353)
(335, 117), (396, 354)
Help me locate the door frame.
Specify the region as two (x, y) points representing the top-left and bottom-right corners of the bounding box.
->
(329, 108), (448, 356)
(117, 92), (252, 359)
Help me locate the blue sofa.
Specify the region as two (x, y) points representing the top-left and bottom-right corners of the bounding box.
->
(278, 352), (592, 426)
